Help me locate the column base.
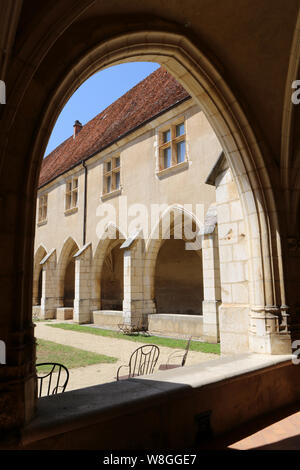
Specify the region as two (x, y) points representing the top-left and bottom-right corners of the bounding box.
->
(249, 331), (292, 354)
(249, 308), (292, 354)
(73, 299), (91, 324)
(122, 299), (147, 327)
(202, 300), (221, 342)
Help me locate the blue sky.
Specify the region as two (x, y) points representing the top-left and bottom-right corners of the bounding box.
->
(44, 62), (160, 157)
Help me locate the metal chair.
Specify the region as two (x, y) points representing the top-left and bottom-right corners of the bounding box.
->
(116, 344), (160, 380)
(36, 362), (69, 397)
(158, 337), (192, 371)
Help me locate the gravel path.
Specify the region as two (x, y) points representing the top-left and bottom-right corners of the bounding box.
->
(35, 322), (219, 391)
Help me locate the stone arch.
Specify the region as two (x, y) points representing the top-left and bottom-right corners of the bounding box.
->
(57, 237), (80, 307)
(33, 244), (47, 305)
(0, 6), (297, 435)
(23, 30), (286, 330)
(91, 223), (126, 311)
(281, 8), (300, 232)
(278, 9), (300, 335)
(2, 28), (290, 374)
(144, 204), (203, 304)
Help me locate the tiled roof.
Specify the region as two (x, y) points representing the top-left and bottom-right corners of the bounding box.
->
(39, 67), (190, 187)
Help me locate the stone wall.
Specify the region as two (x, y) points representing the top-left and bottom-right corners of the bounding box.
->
(215, 159), (250, 353)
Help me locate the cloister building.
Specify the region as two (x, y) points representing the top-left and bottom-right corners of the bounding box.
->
(1, 0), (299, 450)
(33, 67), (262, 352)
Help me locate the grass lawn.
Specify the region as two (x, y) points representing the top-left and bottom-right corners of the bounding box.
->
(36, 338), (118, 371)
(46, 323), (220, 354)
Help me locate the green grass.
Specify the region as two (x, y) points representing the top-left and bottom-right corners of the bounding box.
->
(46, 323), (220, 354)
(36, 338), (118, 371)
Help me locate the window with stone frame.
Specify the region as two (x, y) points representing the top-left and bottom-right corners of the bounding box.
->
(38, 194), (48, 223)
(159, 120), (186, 170)
(65, 177), (78, 211)
(103, 156), (121, 194)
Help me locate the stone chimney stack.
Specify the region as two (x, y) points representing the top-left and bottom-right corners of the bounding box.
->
(73, 120), (82, 138)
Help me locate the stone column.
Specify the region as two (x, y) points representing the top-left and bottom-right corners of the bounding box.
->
(202, 228), (221, 342)
(73, 243), (92, 324)
(121, 235), (145, 327)
(40, 249), (59, 319)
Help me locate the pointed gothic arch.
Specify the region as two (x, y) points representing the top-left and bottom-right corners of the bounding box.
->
(91, 223), (126, 311)
(57, 237), (80, 307)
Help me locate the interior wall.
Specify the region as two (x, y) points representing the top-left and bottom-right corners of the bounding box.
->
(154, 238), (203, 314)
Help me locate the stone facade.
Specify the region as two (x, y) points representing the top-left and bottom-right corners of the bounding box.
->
(33, 88), (291, 354)
(34, 98), (226, 344)
(0, 1), (298, 440)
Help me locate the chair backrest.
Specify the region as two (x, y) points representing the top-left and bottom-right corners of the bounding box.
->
(128, 344), (160, 378)
(181, 337), (192, 366)
(36, 362), (69, 398)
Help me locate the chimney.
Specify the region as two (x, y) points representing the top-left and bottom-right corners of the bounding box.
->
(73, 120), (82, 138)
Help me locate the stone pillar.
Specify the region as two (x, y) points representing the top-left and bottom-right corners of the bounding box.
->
(209, 157), (291, 354)
(73, 243), (92, 324)
(202, 228), (221, 342)
(40, 249), (59, 319)
(121, 236), (145, 327)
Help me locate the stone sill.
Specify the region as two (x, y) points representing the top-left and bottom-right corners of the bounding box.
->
(156, 160), (189, 179)
(64, 207), (78, 216)
(93, 310), (123, 316)
(37, 219), (47, 227)
(20, 353), (294, 447)
(101, 188), (122, 201)
(148, 313), (203, 321)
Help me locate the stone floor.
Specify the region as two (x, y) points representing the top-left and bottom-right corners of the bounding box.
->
(199, 402), (300, 450)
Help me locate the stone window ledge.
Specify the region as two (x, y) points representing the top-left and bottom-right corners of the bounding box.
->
(64, 207), (78, 216)
(156, 160), (189, 179)
(101, 187), (122, 201)
(37, 219), (48, 227)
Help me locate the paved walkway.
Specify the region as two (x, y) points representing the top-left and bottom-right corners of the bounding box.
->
(35, 322), (219, 391)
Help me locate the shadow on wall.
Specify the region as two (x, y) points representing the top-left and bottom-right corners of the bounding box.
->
(155, 238), (203, 314)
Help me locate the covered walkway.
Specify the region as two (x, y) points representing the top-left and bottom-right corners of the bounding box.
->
(199, 402), (300, 450)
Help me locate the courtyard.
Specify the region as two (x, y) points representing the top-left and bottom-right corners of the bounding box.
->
(35, 321), (220, 391)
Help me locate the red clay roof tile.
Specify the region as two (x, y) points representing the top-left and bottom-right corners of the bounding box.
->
(39, 67), (190, 187)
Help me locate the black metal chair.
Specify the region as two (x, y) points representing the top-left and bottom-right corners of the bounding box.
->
(158, 337), (192, 371)
(36, 362), (69, 397)
(116, 344), (160, 380)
